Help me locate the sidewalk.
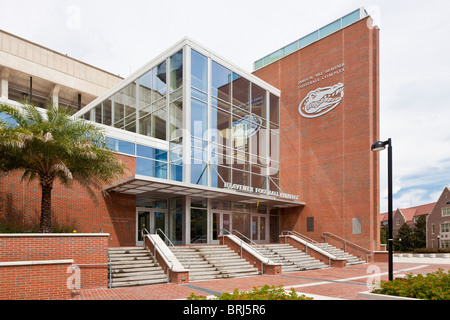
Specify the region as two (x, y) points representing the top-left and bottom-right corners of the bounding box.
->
(70, 257), (450, 301)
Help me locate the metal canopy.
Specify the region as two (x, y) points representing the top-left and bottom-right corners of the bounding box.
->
(104, 175), (305, 208)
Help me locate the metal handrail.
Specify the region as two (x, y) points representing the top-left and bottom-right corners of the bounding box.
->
(281, 230), (320, 245)
(221, 229), (272, 267)
(321, 232), (372, 253)
(141, 228), (173, 272)
(155, 228), (190, 269)
(321, 232), (372, 262)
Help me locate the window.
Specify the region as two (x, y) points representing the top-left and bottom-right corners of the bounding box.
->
(441, 223), (450, 233)
(191, 50), (207, 92)
(442, 208), (450, 217)
(106, 137), (135, 156)
(442, 240), (450, 249)
(170, 50), (183, 92)
(211, 61), (231, 103)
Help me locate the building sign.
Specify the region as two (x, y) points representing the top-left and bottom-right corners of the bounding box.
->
(298, 63), (345, 119)
(299, 83), (344, 118)
(223, 182), (300, 201)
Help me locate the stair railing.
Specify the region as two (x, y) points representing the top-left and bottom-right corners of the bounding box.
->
(155, 228), (190, 269)
(280, 230), (320, 255)
(141, 228), (173, 273)
(321, 232), (372, 262)
(221, 229), (274, 274)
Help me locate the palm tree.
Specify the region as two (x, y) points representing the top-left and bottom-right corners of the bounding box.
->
(0, 102), (127, 233)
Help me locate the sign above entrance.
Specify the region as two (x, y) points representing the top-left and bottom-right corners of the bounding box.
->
(223, 182), (300, 201)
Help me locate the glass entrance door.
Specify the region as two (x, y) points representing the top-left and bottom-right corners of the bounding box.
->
(251, 215), (267, 243)
(211, 211), (231, 244)
(136, 208), (168, 245)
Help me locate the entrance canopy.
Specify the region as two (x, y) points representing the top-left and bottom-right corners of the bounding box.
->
(104, 174), (305, 208)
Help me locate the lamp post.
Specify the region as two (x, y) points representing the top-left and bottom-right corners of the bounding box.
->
(371, 138), (394, 281)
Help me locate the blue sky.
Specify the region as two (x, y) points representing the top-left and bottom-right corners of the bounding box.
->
(1, 0), (449, 212)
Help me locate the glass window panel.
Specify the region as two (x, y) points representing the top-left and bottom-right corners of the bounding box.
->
(232, 169), (250, 186)
(282, 41), (299, 56)
(191, 208), (207, 243)
(251, 173), (266, 190)
(152, 106), (167, 140)
(251, 126), (267, 159)
(211, 107), (231, 147)
(124, 104), (136, 133)
(191, 137), (207, 149)
(232, 74), (250, 111)
(263, 50), (280, 65)
(113, 90), (125, 128)
(320, 19), (341, 38)
(170, 159), (183, 182)
(269, 129), (280, 163)
(191, 146), (207, 162)
(232, 212), (251, 239)
(136, 158), (167, 179)
(299, 31), (319, 48)
(139, 112), (152, 137)
(170, 147), (183, 163)
(93, 105), (102, 124)
(191, 88), (207, 102)
(212, 61), (231, 102)
(251, 84), (266, 120)
(170, 88), (183, 102)
(139, 70), (152, 109)
(106, 137), (135, 156)
(211, 165), (231, 189)
(152, 62), (167, 101)
(191, 50), (208, 92)
(191, 197), (207, 208)
(254, 59), (263, 70)
(212, 97), (231, 112)
(191, 161), (208, 186)
(211, 200), (231, 211)
(170, 50), (183, 92)
(169, 99), (183, 140)
(191, 98), (207, 140)
(103, 99), (112, 126)
(270, 94), (280, 125)
(342, 10), (360, 28)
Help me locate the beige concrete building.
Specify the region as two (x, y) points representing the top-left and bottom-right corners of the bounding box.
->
(0, 29), (122, 113)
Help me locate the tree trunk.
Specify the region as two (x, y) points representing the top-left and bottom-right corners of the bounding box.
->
(39, 177), (54, 233)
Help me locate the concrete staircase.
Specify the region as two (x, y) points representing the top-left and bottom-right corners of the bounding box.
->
(314, 243), (366, 266)
(258, 244), (328, 272)
(108, 247), (167, 288)
(172, 245), (259, 281)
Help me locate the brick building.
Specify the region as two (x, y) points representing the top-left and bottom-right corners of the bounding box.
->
(0, 8), (381, 251)
(427, 187), (450, 249)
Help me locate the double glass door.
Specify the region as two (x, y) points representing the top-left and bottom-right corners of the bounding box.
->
(211, 211), (231, 244)
(137, 208), (167, 245)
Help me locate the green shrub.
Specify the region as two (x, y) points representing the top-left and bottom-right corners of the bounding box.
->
(188, 285), (313, 300)
(373, 269), (450, 300)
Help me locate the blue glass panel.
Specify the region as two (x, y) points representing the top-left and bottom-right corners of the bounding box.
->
(254, 59), (263, 70)
(191, 161), (208, 186)
(342, 10), (361, 28)
(263, 50), (280, 65)
(191, 98), (207, 140)
(211, 61), (231, 102)
(170, 160), (183, 182)
(191, 50), (208, 92)
(137, 158), (167, 179)
(191, 88), (207, 102)
(319, 19), (341, 38)
(137, 144), (155, 159)
(106, 137), (135, 156)
(299, 31), (319, 48)
(155, 149), (168, 162)
(282, 41), (299, 56)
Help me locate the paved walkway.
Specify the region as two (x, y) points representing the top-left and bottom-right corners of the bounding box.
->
(70, 257), (450, 301)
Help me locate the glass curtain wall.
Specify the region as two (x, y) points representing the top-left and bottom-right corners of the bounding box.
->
(190, 48), (280, 192)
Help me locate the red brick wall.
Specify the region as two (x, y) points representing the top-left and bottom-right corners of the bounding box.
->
(427, 187), (450, 248)
(0, 153), (137, 247)
(0, 261), (73, 300)
(0, 234), (109, 288)
(254, 18), (380, 251)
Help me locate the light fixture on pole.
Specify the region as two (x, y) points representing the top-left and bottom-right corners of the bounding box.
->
(371, 138), (394, 281)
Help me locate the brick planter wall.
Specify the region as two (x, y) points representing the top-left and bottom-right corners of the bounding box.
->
(0, 233), (109, 290)
(0, 260), (73, 300)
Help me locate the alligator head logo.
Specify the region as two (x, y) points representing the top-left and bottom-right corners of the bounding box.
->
(232, 114), (263, 139)
(299, 83), (344, 118)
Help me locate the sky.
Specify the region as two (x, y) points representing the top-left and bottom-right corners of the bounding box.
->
(1, 0), (449, 213)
